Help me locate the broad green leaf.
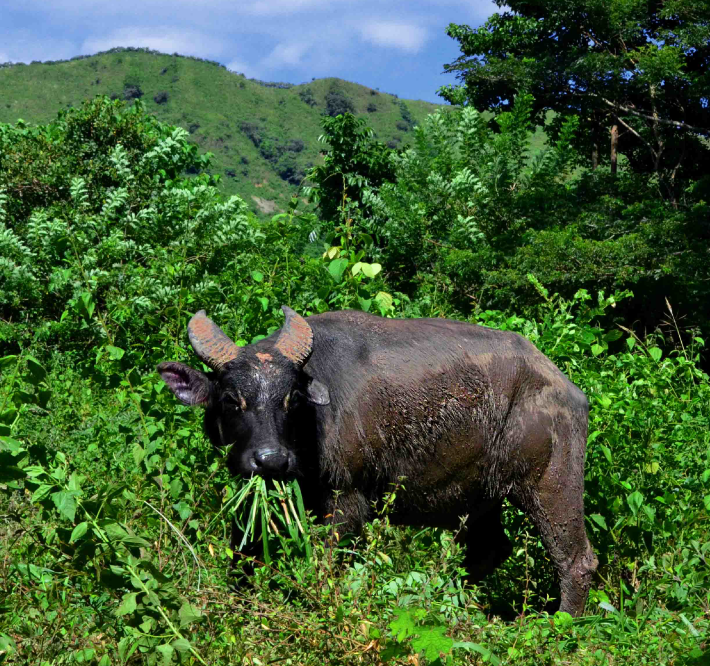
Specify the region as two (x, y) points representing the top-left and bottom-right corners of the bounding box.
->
(178, 601), (203, 628)
(257, 296), (269, 311)
(599, 601), (618, 613)
(0, 355), (18, 370)
(0, 633), (17, 656)
(626, 337), (635, 350)
(106, 345), (125, 360)
(600, 445), (612, 464)
(644, 461), (660, 474)
(351, 261), (363, 275)
(26, 356), (47, 385)
(172, 501), (192, 521)
(627, 490), (644, 517)
(357, 296), (372, 312)
(411, 625), (453, 662)
(389, 608), (416, 642)
(554, 611), (574, 630)
(360, 262), (382, 278)
(591, 344), (603, 357)
(704, 495), (710, 512)
(648, 347), (662, 362)
(327, 258), (348, 283)
(251, 270), (264, 282)
(374, 291), (393, 310)
(70, 522), (89, 543)
(51, 490), (77, 523)
(171, 638), (192, 654)
(132, 443), (145, 467)
(156, 644), (174, 666)
(116, 592), (138, 616)
(589, 514), (608, 530)
(0, 437), (22, 453)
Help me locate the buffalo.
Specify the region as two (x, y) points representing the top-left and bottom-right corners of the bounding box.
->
(158, 306), (597, 616)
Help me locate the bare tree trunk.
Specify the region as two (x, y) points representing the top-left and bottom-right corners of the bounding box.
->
(591, 141), (599, 170)
(610, 123), (618, 175)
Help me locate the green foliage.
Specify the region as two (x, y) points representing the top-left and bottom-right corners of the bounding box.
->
(306, 112), (396, 226)
(441, 0), (710, 194)
(1, 52), (710, 666)
(324, 83), (355, 118)
(352, 96), (710, 343)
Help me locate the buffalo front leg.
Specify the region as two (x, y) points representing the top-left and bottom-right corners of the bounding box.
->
(460, 502), (513, 582)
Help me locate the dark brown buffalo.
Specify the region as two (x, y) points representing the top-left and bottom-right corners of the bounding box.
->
(158, 306), (597, 615)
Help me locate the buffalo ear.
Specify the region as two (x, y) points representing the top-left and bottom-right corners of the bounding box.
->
(157, 361), (211, 406)
(306, 378), (330, 406)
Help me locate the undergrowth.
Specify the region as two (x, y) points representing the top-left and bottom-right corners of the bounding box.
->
(1, 97), (709, 665)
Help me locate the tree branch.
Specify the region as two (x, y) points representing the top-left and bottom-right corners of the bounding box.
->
(595, 95), (709, 134)
(612, 112), (659, 160)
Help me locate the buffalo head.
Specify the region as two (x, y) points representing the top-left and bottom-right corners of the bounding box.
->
(158, 306), (329, 478)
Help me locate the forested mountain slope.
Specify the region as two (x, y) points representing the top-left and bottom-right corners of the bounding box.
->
(0, 48), (441, 215)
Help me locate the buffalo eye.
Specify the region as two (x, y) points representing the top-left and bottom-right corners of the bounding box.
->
(224, 391), (247, 411)
(284, 389), (303, 411)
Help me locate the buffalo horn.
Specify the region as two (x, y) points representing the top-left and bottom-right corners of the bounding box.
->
(275, 306), (313, 366)
(188, 310), (241, 370)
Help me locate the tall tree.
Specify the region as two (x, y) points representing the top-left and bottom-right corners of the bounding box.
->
(440, 0), (710, 197)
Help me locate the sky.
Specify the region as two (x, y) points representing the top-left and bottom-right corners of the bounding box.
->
(0, 0), (498, 103)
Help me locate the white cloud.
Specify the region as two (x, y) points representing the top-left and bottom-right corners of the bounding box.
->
(240, 0), (349, 16)
(81, 27), (226, 58)
(263, 41), (310, 69)
(359, 21), (428, 53)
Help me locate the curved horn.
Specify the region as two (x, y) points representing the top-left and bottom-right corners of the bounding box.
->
(188, 310), (241, 370)
(275, 306), (313, 366)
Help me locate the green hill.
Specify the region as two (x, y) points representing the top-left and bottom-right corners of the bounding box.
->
(0, 48), (443, 215)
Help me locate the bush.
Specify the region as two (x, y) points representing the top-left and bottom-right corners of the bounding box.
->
(325, 85), (354, 118)
(239, 121), (262, 146)
(122, 84), (143, 100)
(298, 87), (317, 107)
(153, 90), (169, 104)
(286, 138), (305, 153)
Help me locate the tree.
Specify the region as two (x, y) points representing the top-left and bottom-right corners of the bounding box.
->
(440, 0), (710, 198)
(306, 113), (395, 225)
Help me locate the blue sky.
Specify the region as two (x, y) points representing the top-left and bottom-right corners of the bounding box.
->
(0, 0), (497, 102)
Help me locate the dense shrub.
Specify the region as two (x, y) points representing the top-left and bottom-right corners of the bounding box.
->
(286, 138), (304, 152)
(239, 120), (262, 146)
(325, 85), (355, 118)
(122, 84), (143, 100)
(298, 86), (317, 107)
(153, 90), (169, 104)
(352, 98), (710, 342)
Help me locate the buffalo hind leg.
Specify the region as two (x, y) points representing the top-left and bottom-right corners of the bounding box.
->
(461, 503), (513, 582)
